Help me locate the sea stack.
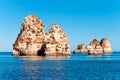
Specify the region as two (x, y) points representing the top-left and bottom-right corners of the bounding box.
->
(13, 15), (71, 56)
(74, 44), (88, 53)
(74, 38), (112, 55)
(101, 38), (112, 53)
(87, 39), (103, 55)
(44, 24), (70, 56)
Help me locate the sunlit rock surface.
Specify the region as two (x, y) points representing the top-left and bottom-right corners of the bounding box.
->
(13, 15), (71, 56)
(87, 39), (103, 55)
(74, 38), (112, 55)
(44, 24), (70, 56)
(101, 38), (112, 53)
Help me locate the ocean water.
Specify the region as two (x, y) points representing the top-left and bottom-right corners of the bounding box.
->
(0, 52), (120, 80)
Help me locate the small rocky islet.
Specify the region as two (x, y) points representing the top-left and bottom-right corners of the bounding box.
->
(13, 15), (71, 56)
(13, 14), (112, 56)
(74, 38), (112, 55)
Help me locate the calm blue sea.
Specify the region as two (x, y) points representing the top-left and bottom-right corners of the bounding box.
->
(0, 52), (120, 80)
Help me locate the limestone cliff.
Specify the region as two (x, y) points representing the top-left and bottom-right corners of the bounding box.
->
(13, 15), (71, 56)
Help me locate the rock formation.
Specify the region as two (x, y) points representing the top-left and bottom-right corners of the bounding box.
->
(13, 15), (71, 56)
(87, 39), (103, 55)
(74, 44), (88, 53)
(74, 38), (112, 55)
(100, 38), (112, 53)
(44, 24), (70, 56)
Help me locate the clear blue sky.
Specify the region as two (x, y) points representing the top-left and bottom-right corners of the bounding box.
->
(0, 0), (120, 52)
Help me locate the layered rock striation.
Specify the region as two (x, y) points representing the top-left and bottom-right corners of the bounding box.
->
(74, 38), (112, 55)
(13, 15), (71, 56)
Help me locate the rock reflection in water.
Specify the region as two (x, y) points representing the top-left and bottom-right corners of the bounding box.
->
(87, 54), (111, 60)
(19, 56), (70, 61)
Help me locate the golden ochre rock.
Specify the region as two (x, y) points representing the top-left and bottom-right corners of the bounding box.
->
(13, 15), (71, 56)
(74, 38), (112, 55)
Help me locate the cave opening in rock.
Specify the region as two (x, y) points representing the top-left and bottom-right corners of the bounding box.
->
(37, 44), (46, 56)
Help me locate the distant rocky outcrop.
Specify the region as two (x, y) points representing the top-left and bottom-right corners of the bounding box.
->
(87, 39), (103, 55)
(74, 38), (112, 55)
(101, 38), (112, 53)
(13, 15), (71, 56)
(74, 44), (88, 53)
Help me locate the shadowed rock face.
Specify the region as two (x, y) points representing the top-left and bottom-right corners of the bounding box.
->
(74, 44), (88, 53)
(13, 15), (71, 56)
(74, 38), (112, 55)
